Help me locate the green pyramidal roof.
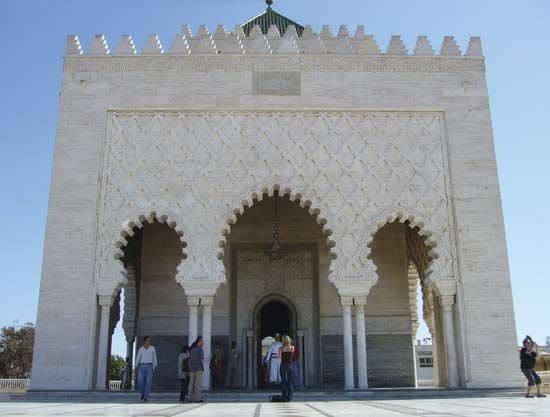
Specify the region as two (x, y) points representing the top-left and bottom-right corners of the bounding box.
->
(241, 6), (305, 36)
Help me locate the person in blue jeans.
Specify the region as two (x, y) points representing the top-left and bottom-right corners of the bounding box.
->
(135, 336), (158, 402)
(278, 335), (295, 402)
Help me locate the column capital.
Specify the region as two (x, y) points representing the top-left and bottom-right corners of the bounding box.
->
(187, 296), (201, 306)
(355, 304), (365, 314)
(179, 279), (221, 298)
(354, 296), (367, 306)
(201, 296), (214, 306)
(333, 278), (377, 299)
(340, 296), (354, 307)
(439, 294), (455, 311)
(98, 295), (115, 307)
(432, 279), (457, 298)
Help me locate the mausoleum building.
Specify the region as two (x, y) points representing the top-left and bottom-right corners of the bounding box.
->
(31, 3), (520, 391)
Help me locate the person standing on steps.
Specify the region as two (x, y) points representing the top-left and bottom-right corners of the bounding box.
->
(135, 336), (157, 402)
(188, 337), (205, 403)
(225, 341), (240, 388)
(177, 345), (190, 402)
(521, 336), (546, 398)
(211, 341), (224, 389)
(278, 335), (295, 402)
(264, 333), (282, 386)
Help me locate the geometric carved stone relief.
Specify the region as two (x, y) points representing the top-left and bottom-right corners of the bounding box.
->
(235, 248), (314, 332)
(95, 110), (456, 296)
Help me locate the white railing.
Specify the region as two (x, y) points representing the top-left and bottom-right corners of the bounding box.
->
(417, 379), (436, 388)
(109, 380), (122, 390)
(0, 379), (30, 391)
(108, 380), (134, 390)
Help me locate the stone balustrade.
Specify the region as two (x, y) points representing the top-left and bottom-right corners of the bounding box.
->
(0, 379), (31, 391)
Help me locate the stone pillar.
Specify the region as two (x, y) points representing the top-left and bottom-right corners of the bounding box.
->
(354, 298), (368, 389)
(440, 294), (458, 388)
(201, 297), (213, 391)
(297, 330), (305, 388)
(124, 336), (134, 389)
(341, 297), (355, 390)
(125, 336), (134, 362)
(247, 330), (254, 390)
(188, 297), (199, 345)
(96, 295), (114, 390)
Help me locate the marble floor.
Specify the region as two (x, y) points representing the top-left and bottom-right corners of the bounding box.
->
(0, 397), (548, 417)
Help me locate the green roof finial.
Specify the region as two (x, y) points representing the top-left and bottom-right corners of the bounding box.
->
(266, 0), (274, 8)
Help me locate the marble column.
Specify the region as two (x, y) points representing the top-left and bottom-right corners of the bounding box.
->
(297, 330), (305, 388)
(125, 336), (134, 362)
(201, 297), (213, 391)
(96, 295), (114, 390)
(355, 298), (368, 389)
(188, 297), (199, 345)
(247, 330), (254, 390)
(341, 297), (355, 390)
(440, 294), (458, 388)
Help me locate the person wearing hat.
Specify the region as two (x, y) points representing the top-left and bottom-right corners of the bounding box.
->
(520, 336), (546, 398)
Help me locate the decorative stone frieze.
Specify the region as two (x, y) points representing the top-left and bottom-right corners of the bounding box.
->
(96, 110), (458, 292)
(63, 54), (485, 73)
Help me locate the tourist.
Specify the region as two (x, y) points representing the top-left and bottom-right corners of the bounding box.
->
(177, 345), (190, 402)
(188, 337), (204, 402)
(211, 341), (224, 389)
(264, 334), (282, 386)
(135, 336), (157, 402)
(210, 353), (221, 390)
(225, 341), (240, 388)
(278, 335), (295, 402)
(121, 357), (132, 390)
(520, 336), (546, 398)
(291, 340), (301, 390)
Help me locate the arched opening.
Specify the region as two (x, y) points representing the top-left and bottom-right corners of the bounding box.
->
(106, 218), (185, 391)
(256, 299), (294, 389)
(258, 300), (293, 339)
(222, 187), (331, 389)
(367, 217), (446, 388)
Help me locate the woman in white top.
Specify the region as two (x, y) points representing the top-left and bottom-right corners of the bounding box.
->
(135, 336), (157, 402)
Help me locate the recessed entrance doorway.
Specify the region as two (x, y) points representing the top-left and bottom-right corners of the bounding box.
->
(257, 299), (294, 389)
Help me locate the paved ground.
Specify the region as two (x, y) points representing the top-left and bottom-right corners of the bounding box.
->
(0, 397), (548, 417)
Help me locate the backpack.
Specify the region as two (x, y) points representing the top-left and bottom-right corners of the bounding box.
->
(269, 394), (284, 402)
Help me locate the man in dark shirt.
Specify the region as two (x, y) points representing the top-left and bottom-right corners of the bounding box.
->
(520, 336), (546, 398)
(188, 338), (205, 402)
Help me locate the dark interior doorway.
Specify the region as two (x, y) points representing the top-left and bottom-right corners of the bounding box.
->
(257, 300), (293, 389)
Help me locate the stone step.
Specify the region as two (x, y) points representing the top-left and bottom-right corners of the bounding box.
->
(1, 388), (524, 403)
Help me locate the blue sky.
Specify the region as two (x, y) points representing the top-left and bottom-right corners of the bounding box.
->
(1, 0), (549, 358)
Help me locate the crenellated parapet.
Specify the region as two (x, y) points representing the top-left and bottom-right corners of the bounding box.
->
(65, 25), (483, 58)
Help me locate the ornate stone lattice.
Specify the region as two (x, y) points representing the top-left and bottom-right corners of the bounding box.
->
(236, 249), (313, 329)
(235, 248), (315, 375)
(95, 110), (456, 294)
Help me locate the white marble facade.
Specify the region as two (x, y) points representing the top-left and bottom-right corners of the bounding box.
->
(31, 20), (520, 391)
